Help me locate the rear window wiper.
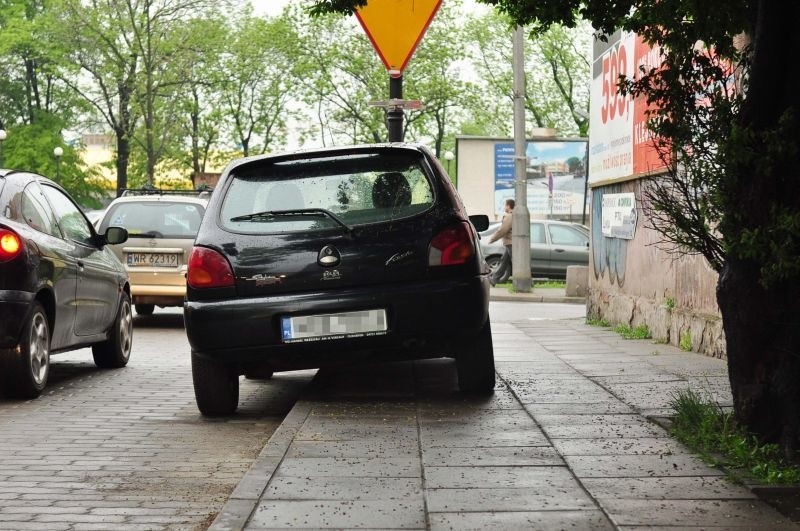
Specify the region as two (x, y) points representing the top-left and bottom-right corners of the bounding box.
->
(230, 208), (355, 237)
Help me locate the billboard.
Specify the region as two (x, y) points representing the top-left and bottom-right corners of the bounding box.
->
(493, 140), (588, 217)
(589, 30), (668, 183)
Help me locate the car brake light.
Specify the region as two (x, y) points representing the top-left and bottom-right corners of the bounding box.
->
(0, 229), (22, 262)
(428, 222), (475, 266)
(187, 247), (234, 288)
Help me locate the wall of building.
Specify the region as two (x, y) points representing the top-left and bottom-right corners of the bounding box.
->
(455, 136), (504, 222)
(588, 179), (726, 358)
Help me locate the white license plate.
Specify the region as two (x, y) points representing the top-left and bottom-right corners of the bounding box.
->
(281, 309), (388, 343)
(127, 252), (179, 267)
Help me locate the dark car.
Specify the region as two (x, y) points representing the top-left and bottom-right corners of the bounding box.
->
(479, 219), (589, 279)
(184, 144), (494, 415)
(0, 170), (132, 398)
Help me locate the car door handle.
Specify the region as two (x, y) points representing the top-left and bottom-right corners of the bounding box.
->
(553, 249), (565, 253)
(77, 260), (85, 269)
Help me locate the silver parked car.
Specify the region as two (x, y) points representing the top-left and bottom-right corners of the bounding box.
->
(479, 219), (589, 279)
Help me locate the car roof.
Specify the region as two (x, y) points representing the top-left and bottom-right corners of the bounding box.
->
(221, 143), (432, 174)
(109, 191), (210, 205)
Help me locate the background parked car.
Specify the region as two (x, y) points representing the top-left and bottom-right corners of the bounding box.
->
(0, 169), (132, 398)
(479, 219), (589, 279)
(184, 143), (494, 415)
(96, 188), (211, 316)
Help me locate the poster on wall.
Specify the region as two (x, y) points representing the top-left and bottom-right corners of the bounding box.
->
(589, 30), (668, 184)
(493, 140), (588, 218)
(601, 192), (637, 239)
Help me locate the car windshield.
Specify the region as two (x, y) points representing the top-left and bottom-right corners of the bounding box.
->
(220, 151), (435, 234)
(101, 201), (204, 239)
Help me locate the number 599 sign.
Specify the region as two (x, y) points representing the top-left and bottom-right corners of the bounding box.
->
(600, 42), (631, 124)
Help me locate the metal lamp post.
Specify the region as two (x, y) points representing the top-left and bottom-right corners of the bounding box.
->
(53, 146), (63, 182)
(443, 150), (454, 174)
(0, 129), (6, 168)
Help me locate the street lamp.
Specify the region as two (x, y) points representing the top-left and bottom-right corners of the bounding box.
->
(0, 129), (6, 168)
(53, 146), (63, 182)
(443, 150), (454, 174)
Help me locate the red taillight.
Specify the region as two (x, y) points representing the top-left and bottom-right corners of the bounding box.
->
(187, 247), (234, 288)
(428, 222), (476, 266)
(0, 229), (22, 262)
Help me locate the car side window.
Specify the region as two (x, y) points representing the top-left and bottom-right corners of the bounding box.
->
(530, 223), (546, 244)
(21, 182), (61, 238)
(41, 185), (94, 245)
(548, 225), (588, 246)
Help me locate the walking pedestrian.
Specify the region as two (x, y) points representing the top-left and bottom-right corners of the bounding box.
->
(489, 198), (514, 286)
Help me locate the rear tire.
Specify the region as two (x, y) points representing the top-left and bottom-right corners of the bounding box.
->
(93, 293), (133, 368)
(192, 352), (239, 416)
(457, 320), (496, 393)
(486, 256), (501, 275)
(135, 304), (155, 316)
(0, 302), (50, 398)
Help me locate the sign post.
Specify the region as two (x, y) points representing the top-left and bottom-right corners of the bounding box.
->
(356, 0), (442, 141)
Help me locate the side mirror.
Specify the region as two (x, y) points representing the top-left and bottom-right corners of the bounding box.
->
(469, 214), (489, 232)
(104, 226), (128, 245)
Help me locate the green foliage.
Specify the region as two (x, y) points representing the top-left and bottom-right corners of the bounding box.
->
(586, 316), (611, 327)
(614, 323), (652, 340)
(680, 330), (693, 351)
(1, 115), (106, 208)
(670, 389), (800, 484)
(665, 297), (676, 310)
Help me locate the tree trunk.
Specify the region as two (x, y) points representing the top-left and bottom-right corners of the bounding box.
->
(717, 259), (800, 459)
(115, 131), (130, 197)
(718, 0), (800, 460)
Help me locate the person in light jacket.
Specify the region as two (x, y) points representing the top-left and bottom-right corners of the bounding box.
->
(489, 198), (514, 286)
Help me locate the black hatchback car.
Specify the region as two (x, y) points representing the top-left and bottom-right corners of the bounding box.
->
(184, 144), (494, 415)
(0, 170), (132, 398)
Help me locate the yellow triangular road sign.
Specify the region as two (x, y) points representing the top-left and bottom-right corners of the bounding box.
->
(356, 0), (443, 74)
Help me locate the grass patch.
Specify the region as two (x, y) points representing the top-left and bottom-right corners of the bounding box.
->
(586, 317), (611, 327)
(665, 297), (676, 310)
(614, 323), (652, 339)
(680, 330), (693, 351)
(670, 389), (800, 485)
(535, 279), (566, 289)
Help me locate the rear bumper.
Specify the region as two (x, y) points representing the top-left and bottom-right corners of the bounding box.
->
(129, 277), (186, 306)
(184, 276), (490, 370)
(0, 290), (34, 348)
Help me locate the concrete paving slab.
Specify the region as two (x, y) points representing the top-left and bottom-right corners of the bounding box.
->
(424, 465), (579, 489)
(429, 510), (614, 530)
(285, 440), (418, 459)
(425, 487), (597, 512)
(262, 476), (422, 501)
(552, 437), (691, 456)
(542, 422), (669, 439)
(582, 476), (757, 499)
(274, 457), (420, 478)
(523, 401), (637, 415)
(248, 500), (425, 529)
(564, 454), (725, 478)
(601, 499), (795, 528)
(421, 446), (563, 467)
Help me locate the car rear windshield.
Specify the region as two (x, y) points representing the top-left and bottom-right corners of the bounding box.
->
(220, 151), (435, 234)
(101, 201), (204, 239)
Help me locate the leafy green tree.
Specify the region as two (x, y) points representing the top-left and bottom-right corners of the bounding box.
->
(214, 12), (295, 156)
(287, 6), (387, 145)
(2, 116), (106, 208)
(312, 0), (800, 460)
(465, 10), (590, 136)
(54, 0), (142, 196)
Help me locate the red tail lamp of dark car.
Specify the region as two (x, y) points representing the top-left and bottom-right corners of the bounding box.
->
(428, 222), (476, 266)
(0, 228), (22, 262)
(187, 246), (234, 288)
